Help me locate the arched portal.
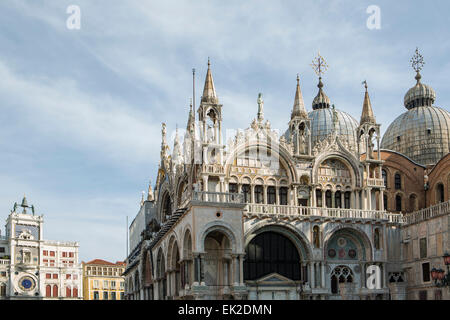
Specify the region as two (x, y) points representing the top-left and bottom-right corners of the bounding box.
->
(244, 231), (302, 281)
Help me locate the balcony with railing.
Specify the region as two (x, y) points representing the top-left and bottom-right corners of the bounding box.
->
(365, 178), (385, 188)
(192, 191), (244, 204)
(245, 203), (401, 223)
(403, 200), (450, 225)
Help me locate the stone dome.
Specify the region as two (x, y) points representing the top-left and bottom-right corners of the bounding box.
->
(308, 108), (359, 151)
(381, 105), (450, 166)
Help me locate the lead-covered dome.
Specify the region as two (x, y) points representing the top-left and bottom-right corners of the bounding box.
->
(404, 73), (436, 110)
(381, 105), (450, 166)
(309, 108), (359, 150)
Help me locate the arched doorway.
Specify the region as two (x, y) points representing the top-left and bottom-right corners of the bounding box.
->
(156, 249), (166, 300)
(244, 230), (305, 300)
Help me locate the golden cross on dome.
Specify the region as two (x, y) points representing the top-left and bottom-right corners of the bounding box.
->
(311, 51), (328, 77)
(410, 47), (425, 73)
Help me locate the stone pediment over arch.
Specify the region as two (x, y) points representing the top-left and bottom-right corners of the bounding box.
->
(256, 272), (295, 284)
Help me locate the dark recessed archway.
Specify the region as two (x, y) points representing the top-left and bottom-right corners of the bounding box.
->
(244, 231), (301, 281)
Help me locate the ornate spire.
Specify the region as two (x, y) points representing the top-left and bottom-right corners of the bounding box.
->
(201, 58), (218, 104)
(291, 74), (308, 119)
(360, 80), (376, 124)
(186, 99), (195, 131)
(160, 122), (169, 159)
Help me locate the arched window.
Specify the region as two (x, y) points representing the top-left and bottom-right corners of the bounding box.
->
(316, 190), (322, 207)
(313, 226), (320, 248)
(162, 194), (172, 220)
(396, 194), (402, 212)
(409, 194), (418, 212)
(244, 231), (301, 281)
(383, 194), (388, 211)
(254, 185), (263, 204)
(344, 191), (351, 209)
(0, 283), (6, 297)
(52, 285), (58, 297)
(242, 184), (250, 203)
(228, 183), (237, 194)
(46, 285), (51, 297)
(436, 183), (444, 203)
(279, 187), (288, 205)
(374, 229), (381, 250)
(325, 190), (332, 208)
(335, 191), (342, 208)
(395, 174), (401, 190)
(382, 169), (387, 187)
(267, 186), (276, 205)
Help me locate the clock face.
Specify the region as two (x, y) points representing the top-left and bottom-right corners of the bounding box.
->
(18, 276), (36, 291)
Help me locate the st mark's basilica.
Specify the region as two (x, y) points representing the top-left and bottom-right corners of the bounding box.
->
(124, 49), (450, 300)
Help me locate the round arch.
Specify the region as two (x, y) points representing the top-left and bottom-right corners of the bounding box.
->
(312, 152), (362, 188)
(323, 225), (373, 261)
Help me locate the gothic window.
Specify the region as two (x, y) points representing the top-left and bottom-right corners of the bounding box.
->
(344, 191), (351, 209)
(242, 184), (250, 203)
(229, 183), (237, 194)
(279, 187), (288, 205)
(330, 266), (354, 294)
(335, 191), (342, 208)
(313, 226), (320, 248)
(267, 186), (276, 205)
(382, 169), (387, 187)
(316, 190), (322, 207)
(325, 190), (332, 208)
(394, 174), (401, 190)
(409, 194), (418, 212)
(254, 185), (263, 204)
(436, 183), (444, 203)
(395, 194), (402, 212)
(244, 232), (301, 281)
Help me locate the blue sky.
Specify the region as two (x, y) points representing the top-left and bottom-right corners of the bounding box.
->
(0, 1), (449, 262)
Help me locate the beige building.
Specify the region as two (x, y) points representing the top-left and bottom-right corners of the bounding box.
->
(82, 259), (125, 300)
(125, 50), (449, 300)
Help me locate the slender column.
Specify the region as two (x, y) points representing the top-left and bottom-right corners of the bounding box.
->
(356, 190), (360, 209)
(367, 188), (372, 210)
(294, 186), (298, 206)
(239, 255), (244, 285)
(380, 190), (384, 211)
(331, 192), (335, 208)
(263, 185), (268, 204)
(321, 191), (326, 208)
(250, 185), (255, 203)
(312, 188), (316, 207)
(321, 263), (325, 288)
(310, 262), (315, 288)
(341, 192), (345, 208)
(233, 255), (239, 286)
(223, 260), (229, 287)
(276, 186), (280, 205)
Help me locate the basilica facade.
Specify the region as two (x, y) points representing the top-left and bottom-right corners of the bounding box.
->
(124, 51), (450, 300)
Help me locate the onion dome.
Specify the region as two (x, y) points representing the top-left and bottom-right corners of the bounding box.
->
(403, 72), (436, 109)
(312, 77), (331, 109)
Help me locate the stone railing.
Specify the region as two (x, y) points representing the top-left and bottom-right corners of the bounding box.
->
(365, 178), (385, 188)
(0, 259), (10, 265)
(245, 203), (401, 223)
(201, 164), (224, 174)
(403, 200), (450, 225)
(192, 191), (244, 204)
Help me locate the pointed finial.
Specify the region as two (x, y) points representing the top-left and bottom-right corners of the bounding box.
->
(411, 47), (424, 83)
(201, 57), (218, 104)
(291, 74), (307, 119)
(147, 180), (154, 201)
(21, 195), (28, 208)
(311, 51), (328, 78)
(296, 73), (300, 85)
(257, 93), (264, 122)
(208, 57), (211, 68)
(362, 80), (368, 91)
